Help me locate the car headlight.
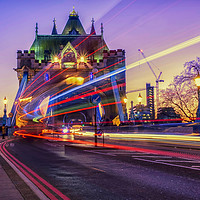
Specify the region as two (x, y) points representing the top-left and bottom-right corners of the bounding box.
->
(63, 128), (69, 133)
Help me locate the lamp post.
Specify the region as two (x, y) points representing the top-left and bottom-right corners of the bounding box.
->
(138, 93), (143, 123)
(2, 97), (7, 139)
(123, 97), (128, 122)
(130, 101), (135, 124)
(194, 75), (200, 121)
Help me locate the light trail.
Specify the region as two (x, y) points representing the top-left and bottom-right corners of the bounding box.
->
(126, 34), (200, 70)
(13, 131), (200, 160)
(39, 101), (119, 122)
(50, 58), (125, 98)
(20, 77), (122, 121)
(18, 80), (123, 122)
(21, 64), (53, 97)
(105, 133), (200, 142)
(78, 77), (125, 97)
(50, 66), (126, 102)
(49, 83), (125, 108)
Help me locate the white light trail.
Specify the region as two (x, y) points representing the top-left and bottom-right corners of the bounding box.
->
(126, 35), (200, 70)
(50, 66), (126, 102)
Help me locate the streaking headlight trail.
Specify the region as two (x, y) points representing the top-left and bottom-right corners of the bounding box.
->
(50, 66), (126, 102)
(126, 35), (200, 70)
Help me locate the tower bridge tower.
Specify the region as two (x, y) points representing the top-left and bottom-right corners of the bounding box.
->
(14, 7), (126, 125)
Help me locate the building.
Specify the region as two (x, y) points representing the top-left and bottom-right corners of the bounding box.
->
(13, 8), (126, 127)
(146, 83), (155, 119)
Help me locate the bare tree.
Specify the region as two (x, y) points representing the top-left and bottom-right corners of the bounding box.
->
(159, 57), (200, 121)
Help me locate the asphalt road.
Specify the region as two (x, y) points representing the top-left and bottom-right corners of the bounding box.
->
(5, 137), (200, 200)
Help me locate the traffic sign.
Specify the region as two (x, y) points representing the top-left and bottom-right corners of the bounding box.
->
(96, 129), (103, 136)
(91, 94), (101, 105)
(8, 112), (13, 118)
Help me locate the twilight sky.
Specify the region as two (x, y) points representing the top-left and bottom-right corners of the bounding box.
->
(1, 0), (200, 115)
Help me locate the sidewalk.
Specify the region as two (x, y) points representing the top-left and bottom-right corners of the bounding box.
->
(0, 137), (40, 200)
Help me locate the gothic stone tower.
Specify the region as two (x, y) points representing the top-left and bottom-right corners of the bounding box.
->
(14, 8), (126, 123)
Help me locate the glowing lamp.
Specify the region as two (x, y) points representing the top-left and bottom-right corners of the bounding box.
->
(123, 97), (128, 104)
(80, 56), (85, 62)
(53, 56), (59, 63)
(63, 128), (69, 133)
(66, 76), (84, 85)
(76, 77), (84, 85)
(195, 76), (200, 87)
(138, 93), (142, 104)
(3, 97), (7, 105)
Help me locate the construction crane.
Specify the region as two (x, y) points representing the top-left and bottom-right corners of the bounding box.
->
(138, 49), (164, 118)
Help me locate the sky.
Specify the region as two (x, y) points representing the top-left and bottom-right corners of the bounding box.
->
(1, 0), (200, 116)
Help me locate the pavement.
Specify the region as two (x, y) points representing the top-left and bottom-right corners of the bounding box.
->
(0, 137), (40, 200)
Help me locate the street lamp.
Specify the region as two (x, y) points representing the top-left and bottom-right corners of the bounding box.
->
(53, 56), (59, 63)
(3, 97), (7, 109)
(80, 56), (85, 63)
(195, 75), (200, 121)
(123, 97), (128, 121)
(138, 93), (142, 105)
(2, 97), (7, 139)
(123, 97), (128, 104)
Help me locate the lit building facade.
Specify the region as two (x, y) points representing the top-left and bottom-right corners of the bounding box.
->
(146, 83), (155, 119)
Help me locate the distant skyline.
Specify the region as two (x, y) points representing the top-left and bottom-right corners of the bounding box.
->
(1, 0), (200, 116)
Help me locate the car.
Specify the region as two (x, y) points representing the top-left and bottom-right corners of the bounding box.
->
(70, 125), (83, 133)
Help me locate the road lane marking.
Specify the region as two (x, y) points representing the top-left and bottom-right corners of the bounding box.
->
(133, 158), (200, 171)
(84, 150), (116, 156)
(91, 167), (106, 173)
(111, 152), (149, 155)
(132, 155), (171, 158)
(156, 160), (200, 163)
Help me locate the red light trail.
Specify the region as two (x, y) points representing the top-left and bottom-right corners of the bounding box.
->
(11, 132), (200, 160)
(39, 101), (120, 122)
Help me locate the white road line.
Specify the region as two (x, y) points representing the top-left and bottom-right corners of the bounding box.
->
(94, 150), (150, 154)
(113, 152), (150, 155)
(156, 160), (200, 163)
(191, 165), (200, 168)
(134, 158), (200, 171)
(84, 150), (116, 156)
(132, 155), (171, 158)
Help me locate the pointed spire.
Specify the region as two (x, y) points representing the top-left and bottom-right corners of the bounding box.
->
(101, 23), (103, 37)
(70, 6), (78, 16)
(90, 18), (96, 35)
(62, 7), (86, 35)
(35, 22), (38, 36)
(52, 18), (58, 35)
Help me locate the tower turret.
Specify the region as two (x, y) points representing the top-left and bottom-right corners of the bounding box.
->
(90, 18), (96, 35)
(35, 23), (38, 37)
(51, 18), (58, 35)
(101, 23), (104, 37)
